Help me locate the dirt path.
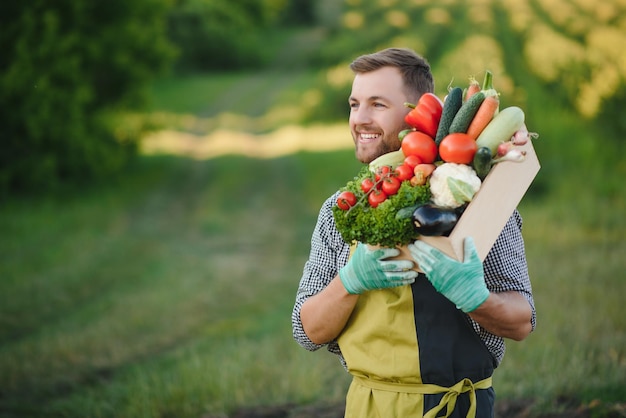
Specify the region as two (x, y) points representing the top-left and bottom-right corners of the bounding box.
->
(141, 123), (352, 159)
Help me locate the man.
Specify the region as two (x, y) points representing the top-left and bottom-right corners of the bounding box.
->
(291, 48), (535, 418)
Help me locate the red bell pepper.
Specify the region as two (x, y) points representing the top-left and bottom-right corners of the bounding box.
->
(404, 93), (443, 139)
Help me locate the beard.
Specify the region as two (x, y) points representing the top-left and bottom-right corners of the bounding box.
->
(354, 128), (406, 164)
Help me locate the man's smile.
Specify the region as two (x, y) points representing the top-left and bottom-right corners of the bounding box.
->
(358, 132), (381, 143)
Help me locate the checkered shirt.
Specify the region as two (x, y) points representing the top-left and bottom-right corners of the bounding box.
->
(292, 191), (536, 369)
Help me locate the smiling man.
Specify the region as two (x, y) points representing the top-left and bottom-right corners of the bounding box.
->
(349, 65), (415, 164)
(292, 48), (535, 418)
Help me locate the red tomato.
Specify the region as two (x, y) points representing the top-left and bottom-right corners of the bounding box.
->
(374, 165), (392, 182)
(361, 178), (375, 193)
(404, 155), (422, 168)
(439, 133), (478, 164)
(337, 191), (357, 210)
(381, 176), (401, 196)
(394, 163), (413, 181)
(401, 131), (438, 164)
(398, 129), (413, 141)
(368, 189), (387, 208)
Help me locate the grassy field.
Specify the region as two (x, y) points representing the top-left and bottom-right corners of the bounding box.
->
(1, 83), (625, 417)
(3, 0), (626, 416)
(0, 150), (359, 417)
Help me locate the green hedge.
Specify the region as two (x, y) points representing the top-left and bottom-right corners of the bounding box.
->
(0, 0), (175, 197)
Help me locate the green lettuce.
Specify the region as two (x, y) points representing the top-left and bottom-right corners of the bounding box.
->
(332, 166), (431, 247)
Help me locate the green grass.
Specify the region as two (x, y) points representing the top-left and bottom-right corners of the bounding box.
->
(1, 136), (624, 417)
(147, 74), (244, 114)
(0, 152), (359, 417)
(496, 204), (626, 398)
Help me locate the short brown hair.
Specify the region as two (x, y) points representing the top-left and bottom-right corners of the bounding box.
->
(349, 48), (434, 102)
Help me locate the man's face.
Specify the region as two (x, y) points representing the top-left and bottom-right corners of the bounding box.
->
(349, 66), (412, 164)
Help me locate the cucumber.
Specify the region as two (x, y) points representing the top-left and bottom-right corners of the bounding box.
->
(395, 204), (422, 220)
(435, 87), (463, 145)
(369, 149), (405, 172)
(475, 106), (525, 156)
(448, 91), (485, 134)
(472, 146), (492, 179)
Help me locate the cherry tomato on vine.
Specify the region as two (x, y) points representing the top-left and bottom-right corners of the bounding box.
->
(361, 178), (375, 194)
(401, 131), (438, 164)
(337, 191), (357, 210)
(368, 189), (387, 208)
(381, 176), (401, 196)
(439, 133), (478, 164)
(375, 165), (392, 182)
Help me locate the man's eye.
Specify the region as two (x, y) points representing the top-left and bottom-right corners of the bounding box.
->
(373, 102), (386, 108)
(349, 102), (359, 109)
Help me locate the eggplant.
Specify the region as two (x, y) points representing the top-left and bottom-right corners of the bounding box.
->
(411, 204), (460, 236)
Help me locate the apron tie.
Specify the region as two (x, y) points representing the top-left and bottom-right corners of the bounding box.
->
(422, 377), (492, 418)
(353, 375), (492, 418)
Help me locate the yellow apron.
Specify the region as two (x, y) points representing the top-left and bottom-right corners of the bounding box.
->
(337, 272), (496, 418)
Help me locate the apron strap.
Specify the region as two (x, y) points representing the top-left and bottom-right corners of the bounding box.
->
(353, 375), (492, 418)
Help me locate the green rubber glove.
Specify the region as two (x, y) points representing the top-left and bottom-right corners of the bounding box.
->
(339, 244), (418, 295)
(407, 237), (489, 312)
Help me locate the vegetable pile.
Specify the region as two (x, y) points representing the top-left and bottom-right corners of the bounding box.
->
(332, 71), (538, 247)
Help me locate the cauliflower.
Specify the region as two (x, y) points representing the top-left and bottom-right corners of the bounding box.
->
(429, 163), (482, 208)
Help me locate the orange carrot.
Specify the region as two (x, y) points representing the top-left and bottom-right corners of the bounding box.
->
(466, 95), (500, 140)
(411, 163), (436, 186)
(465, 76), (481, 102)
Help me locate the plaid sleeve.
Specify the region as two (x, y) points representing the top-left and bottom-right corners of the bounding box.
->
(292, 192), (350, 358)
(469, 209), (537, 365)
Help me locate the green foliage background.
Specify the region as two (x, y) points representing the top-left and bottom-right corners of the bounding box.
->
(2, 0), (624, 196)
(0, 0), (317, 197)
(0, 0), (176, 195)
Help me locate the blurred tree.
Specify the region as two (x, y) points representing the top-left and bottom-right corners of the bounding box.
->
(279, 0), (315, 25)
(166, 0), (317, 72)
(0, 0), (175, 196)
(167, 0), (268, 71)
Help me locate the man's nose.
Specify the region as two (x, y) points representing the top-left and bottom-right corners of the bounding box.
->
(351, 106), (372, 125)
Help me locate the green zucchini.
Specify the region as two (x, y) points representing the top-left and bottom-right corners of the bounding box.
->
(395, 204), (422, 220)
(475, 106), (525, 156)
(369, 149), (406, 172)
(435, 87), (463, 145)
(472, 146), (492, 179)
(448, 91), (485, 134)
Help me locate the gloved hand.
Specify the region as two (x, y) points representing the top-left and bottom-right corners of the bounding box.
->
(407, 237), (489, 312)
(339, 244), (418, 295)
